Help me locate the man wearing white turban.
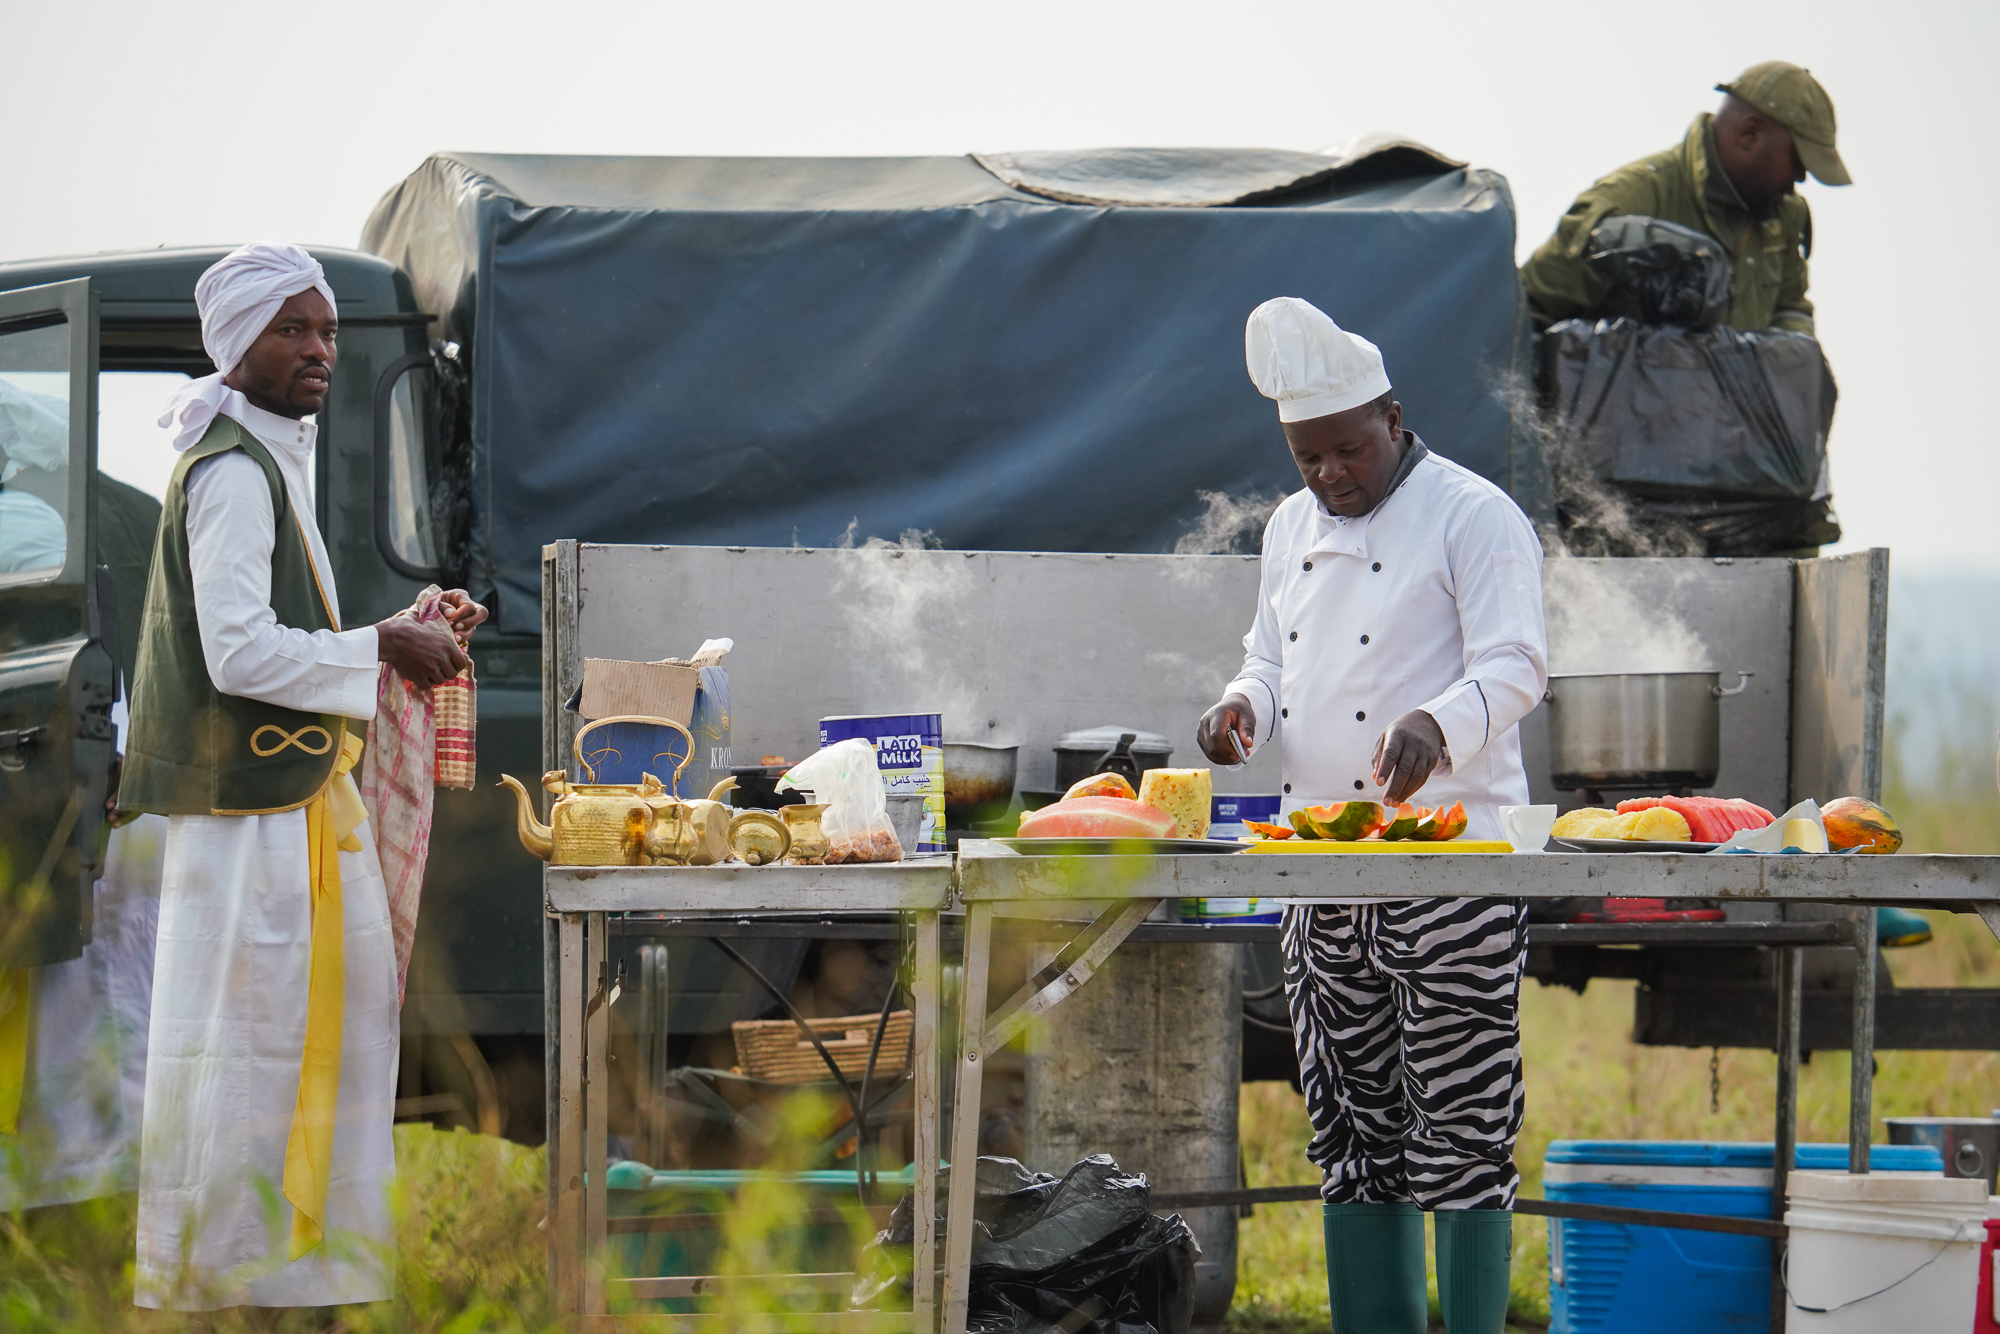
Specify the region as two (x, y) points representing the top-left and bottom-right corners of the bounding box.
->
(121, 243), (486, 1309)
(1195, 297), (1547, 1334)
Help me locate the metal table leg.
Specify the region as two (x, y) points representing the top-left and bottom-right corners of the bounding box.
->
(1770, 945), (1801, 1334)
(1847, 907), (1876, 1173)
(555, 912), (587, 1314)
(941, 901), (994, 1334)
(585, 911), (609, 1314)
(912, 910), (942, 1333)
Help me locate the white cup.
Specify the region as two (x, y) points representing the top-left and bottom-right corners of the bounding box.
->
(1498, 804), (1558, 854)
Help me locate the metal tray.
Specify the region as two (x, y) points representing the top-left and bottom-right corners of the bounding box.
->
(992, 837), (1249, 856)
(1553, 837), (1719, 853)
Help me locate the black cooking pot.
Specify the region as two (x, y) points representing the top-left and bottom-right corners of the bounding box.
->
(1053, 726), (1174, 789)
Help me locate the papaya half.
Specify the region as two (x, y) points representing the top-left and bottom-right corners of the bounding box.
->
(1408, 801), (1468, 842)
(1301, 801), (1387, 841)
(1063, 773), (1137, 801)
(1378, 803), (1427, 841)
(1822, 796), (1903, 854)
(1244, 819), (1294, 840)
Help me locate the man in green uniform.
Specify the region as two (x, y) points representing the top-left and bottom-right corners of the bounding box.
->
(1521, 62), (1850, 334)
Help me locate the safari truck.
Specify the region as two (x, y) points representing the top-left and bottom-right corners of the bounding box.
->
(0, 142), (1534, 1139)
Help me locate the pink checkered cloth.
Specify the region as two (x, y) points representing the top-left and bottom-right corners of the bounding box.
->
(360, 586), (476, 1005)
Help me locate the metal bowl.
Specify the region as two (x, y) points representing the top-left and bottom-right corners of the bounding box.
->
(943, 742), (1019, 822)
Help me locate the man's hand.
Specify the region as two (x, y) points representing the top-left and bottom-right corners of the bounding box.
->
(437, 589), (489, 645)
(376, 615), (468, 689)
(1371, 709), (1444, 806)
(1197, 692), (1257, 765)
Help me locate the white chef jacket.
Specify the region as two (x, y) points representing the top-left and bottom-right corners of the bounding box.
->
(1225, 439), (1548, 844)
(181, 391), (377, 718)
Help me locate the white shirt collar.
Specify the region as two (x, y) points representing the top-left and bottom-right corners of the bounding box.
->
(220, 388), (317, 470)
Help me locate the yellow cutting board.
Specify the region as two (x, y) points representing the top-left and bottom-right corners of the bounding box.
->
(1243, 840), (1514, 855)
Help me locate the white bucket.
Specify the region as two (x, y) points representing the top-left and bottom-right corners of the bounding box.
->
(1783, 1170), (1987, 1331)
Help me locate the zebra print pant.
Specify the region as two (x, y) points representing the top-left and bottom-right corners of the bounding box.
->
(1280, 897), (1527, 1209)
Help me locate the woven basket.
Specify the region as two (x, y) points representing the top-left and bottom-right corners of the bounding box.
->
(732, 1010), (914, 1084)
(433, 662), (476, 789)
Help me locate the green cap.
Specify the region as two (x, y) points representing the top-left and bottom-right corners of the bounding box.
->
(1716, 61), (1850, 186)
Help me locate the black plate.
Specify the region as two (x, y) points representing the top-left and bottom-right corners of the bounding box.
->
(992, 837), (1250, 856)
(1553, 837), (1719, 854)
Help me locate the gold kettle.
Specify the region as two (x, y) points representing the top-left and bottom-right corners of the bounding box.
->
(502, 716), (790, 866)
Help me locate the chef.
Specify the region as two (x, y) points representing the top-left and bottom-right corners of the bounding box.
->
(1196, 297), (1548, 1334)
(120, 243), (483, 1309)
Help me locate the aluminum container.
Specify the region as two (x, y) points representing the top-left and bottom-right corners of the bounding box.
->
(1544, 670), (1751, 791)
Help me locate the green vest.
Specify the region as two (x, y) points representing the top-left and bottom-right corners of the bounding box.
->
(120, 417), (350, 816)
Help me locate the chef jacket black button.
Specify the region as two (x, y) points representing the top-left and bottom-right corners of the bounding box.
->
(1359, 634), (1370, 645)
(1353, 780), (1365, 790)
(1372, 562), (1382, 572)
(1356, 711), (1366, 721)
(1289, 631), (1298, 642)
(1303, 560), (1313, 571)
(1281, 708), (1289, 718)
(1283, 783), (1292, 794)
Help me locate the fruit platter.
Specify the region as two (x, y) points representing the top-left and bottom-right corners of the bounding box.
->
(998, 767), (1249, 854)
(1239, 800), (1512, 855)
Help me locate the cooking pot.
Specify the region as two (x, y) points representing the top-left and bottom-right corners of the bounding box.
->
(1544, 670), (1751, 791)
(1053, 726), (1173, 790)
(943, 742), (1019, 824)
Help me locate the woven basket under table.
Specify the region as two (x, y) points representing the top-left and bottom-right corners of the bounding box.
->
(731, 1010), (914, 1084)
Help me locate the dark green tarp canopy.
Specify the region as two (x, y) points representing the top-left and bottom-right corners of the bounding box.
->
(363, 145), (1538, 632)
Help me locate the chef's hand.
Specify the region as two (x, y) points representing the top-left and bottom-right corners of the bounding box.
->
(438, 589), (489, 645)
(376, 615), (468, 689)
(1197, 693), (1257, 765)
(1372, 710), (1444, 806)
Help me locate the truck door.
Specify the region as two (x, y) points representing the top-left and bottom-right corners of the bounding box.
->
(0, 277), (114, 968)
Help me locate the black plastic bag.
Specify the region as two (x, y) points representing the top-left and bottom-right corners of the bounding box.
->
(1584, 215), (1733, 327)
(851, 1155), (1199, 1334)
(1540, 317), (1839, 556)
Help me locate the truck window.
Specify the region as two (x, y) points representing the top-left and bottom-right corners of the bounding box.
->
(96, 370), (190, 502)
(376, 355), (441, 577)
(0, 318), (73, 581)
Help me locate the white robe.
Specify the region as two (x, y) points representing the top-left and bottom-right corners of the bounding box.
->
(135, 396), (394, 1310)
(0, 815), (165, 1211)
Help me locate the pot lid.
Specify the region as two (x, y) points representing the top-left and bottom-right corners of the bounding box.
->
(1055, 726), (1174, 754)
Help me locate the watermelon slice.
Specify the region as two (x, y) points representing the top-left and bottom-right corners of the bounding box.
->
(1244, 820), (1294, 840)
(1616, 795), (1772, 843)
(1301, 801), (1387, 841)
(1017, 796), (1178, 840)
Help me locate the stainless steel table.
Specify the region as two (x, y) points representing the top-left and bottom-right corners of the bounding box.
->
(546, 847), (2000, 1331)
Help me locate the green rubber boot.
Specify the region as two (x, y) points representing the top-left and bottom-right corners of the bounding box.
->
(1322, 1202), (1428, 1334)
(1434, 1208), (1513, 1333)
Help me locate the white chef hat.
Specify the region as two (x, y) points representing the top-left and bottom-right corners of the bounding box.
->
(1244, 297), (1391, 423)
(158, 242), (337, 451)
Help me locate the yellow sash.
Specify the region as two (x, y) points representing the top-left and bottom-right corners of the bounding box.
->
(0, 968), (27, 1136)
(284, 731), (367, 1259)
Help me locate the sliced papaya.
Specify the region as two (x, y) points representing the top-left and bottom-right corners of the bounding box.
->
(1287, 809), (1323, 840)
(1378, 803), (1429, 841)
(1302, 801), (1386, 841)
(1244, 819), (1295, 840)
(1063, 772), (1137, 801)
(1408, 801), (1468, 841)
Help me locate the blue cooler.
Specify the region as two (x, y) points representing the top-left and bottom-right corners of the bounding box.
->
(1545, 1139), (1944, 1333)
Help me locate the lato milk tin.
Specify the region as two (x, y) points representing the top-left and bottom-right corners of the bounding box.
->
(819, 713), (944, 853)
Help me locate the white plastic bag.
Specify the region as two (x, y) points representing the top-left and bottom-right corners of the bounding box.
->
(778, 738), (903, 863)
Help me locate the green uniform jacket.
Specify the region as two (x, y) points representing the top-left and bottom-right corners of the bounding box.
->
(1521, 113), (1814, 335)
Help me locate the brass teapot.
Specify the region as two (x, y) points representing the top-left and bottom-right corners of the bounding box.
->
(502, 716), (790, 866)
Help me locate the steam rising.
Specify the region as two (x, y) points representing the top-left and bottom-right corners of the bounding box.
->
(827, 523), (994, 742)
(1174, 489), (1286, 556)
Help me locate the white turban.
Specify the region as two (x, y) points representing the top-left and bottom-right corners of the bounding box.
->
(158, 242), (337, 451)
(1245, 296), (1391, 423)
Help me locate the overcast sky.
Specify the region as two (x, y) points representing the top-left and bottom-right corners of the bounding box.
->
(5, 0), (1991, 570)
